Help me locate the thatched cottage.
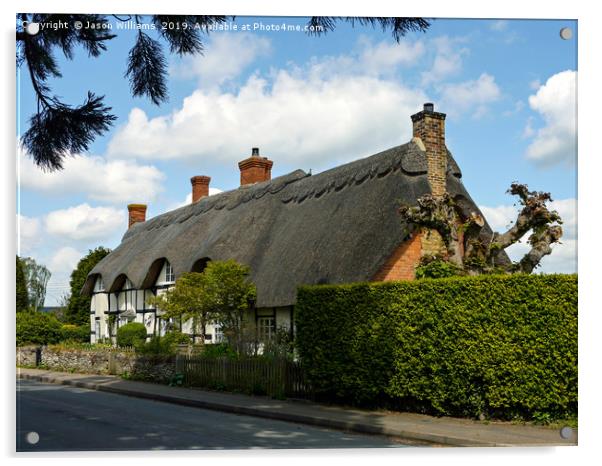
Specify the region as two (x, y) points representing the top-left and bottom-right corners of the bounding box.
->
(82, 103), (504, 343)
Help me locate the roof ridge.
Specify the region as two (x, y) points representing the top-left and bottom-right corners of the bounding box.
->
(123, 141), (429, 239)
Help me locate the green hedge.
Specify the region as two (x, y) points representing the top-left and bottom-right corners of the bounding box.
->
(116, 322), (148, 347)
(296, 274), (577, 420)
(60, 324), (90, 343)
(16, 311), (63, 346)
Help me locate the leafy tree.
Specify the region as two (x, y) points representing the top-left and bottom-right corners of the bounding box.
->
(16, 14), (430, 170)
(147, 271), (216, 346)
(399, 182), (563, 275)
(16, 255), (29, 312)
(21, 257), (51, 312)
(198, 260), (257, 355)
(65, 247), (111, 325)
(148, 260), (256, 354)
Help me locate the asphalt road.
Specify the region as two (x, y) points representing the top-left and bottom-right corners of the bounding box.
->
(16, 379), (405, 451)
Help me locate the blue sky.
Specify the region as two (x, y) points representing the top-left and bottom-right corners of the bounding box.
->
(16, 16), (577, 305)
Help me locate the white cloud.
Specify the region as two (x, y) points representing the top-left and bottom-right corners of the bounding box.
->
(525, 70), (577, 165)
(171, 33), (271, 88)
(44, 203), (126, 241)
(48, 246), (82, 275)
(17, 214), (41, 254)
(108, 57), (428, 169)
(357, 36), (425, 72)
(438, 73), (501, 118)
(421, 36), (469, 85)
(183, 187), (223, 204)
(480, 197), (577, 274)
(490, 20), (509, 31)
(522, 116), (535, 139)
(171, 188), (224, 211)
(503, 100), (525, 117)
(20, 153), (165, 204)
(44, 246), (84, 305)
(529, 79), (541, 90)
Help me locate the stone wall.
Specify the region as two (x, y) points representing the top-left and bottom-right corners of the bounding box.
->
(16, 346), (176, 383)
(16, 346), (39, 367)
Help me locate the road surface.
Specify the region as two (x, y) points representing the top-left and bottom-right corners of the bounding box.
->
(16, 379), (406, 451)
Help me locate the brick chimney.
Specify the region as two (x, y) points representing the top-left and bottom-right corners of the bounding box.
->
(238, 147), (273, 186)
(190, 175), (211, 203)
(127, 204), (147, 228)
(411, 103), (447, 197)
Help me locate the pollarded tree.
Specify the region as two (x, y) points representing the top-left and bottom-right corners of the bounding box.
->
(16, 14), (430, 171)
(399, 182), (563, 275)
(65, 247), (111, 325)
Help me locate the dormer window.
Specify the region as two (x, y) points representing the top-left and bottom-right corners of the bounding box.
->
(165, 262), (175, 283)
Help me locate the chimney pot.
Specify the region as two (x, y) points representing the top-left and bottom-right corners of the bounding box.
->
(127, 204), (147, 229)
(424, 102), (434, 113)
(252, 147), (260, 157)
(190, 175), (211, 203)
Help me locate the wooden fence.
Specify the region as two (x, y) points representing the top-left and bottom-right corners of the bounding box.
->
(175, 355), (312, 399)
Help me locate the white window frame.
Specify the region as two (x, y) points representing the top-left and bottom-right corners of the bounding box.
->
(165, 262), (175, 283)
(257, 316), (275, 342)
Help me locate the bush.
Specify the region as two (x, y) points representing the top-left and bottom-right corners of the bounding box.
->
(60, 324), (90, 343)
(135, 335), (177, 356)
(201, 342), (238, 359)
(116, 322), (147, 347)
(17, 311), (63, 346)
(296, 274), (577, 421)
(162, 330), (191, 347)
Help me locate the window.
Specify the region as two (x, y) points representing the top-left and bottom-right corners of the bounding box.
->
(257, 317), (275, 342)
(214, 326), (224, 343)
(95, 320), (101, 341)
(94, 277), (104, 292)
(165, 262), (175, 283)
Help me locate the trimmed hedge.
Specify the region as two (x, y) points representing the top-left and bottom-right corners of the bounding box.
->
(296, 274), (577, 420)
(116, 322), (148, 347)
(60, 324), (90, 343)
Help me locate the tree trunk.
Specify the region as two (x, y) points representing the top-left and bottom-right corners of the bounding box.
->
(519, 226), (563, 273)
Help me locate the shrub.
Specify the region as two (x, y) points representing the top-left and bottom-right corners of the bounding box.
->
(201, 342), (238, 359)
(116, 322), (147, 347)
(296, 274), (577, 421)
(17, 311), (63, 346)
(261, 327), (295, 361)
(60, 324), (90, 343)
(162, 330), (191, 347)
(136, 335), (177, 356)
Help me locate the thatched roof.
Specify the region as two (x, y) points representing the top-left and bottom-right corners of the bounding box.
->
(82, 141), (506, 306)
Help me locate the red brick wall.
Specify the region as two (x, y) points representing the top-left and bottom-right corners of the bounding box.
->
(373, 233), (422, 281)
